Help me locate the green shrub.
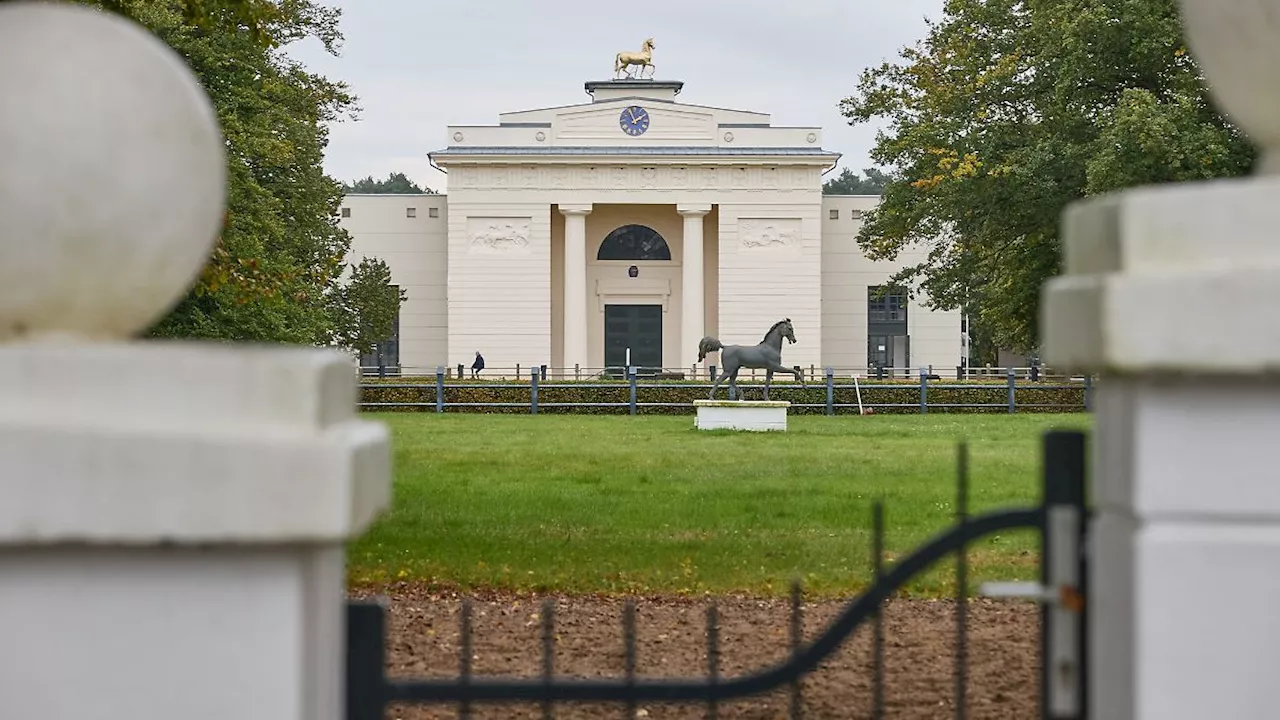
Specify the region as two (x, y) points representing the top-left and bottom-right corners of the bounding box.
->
(358, 377), (1086, 415)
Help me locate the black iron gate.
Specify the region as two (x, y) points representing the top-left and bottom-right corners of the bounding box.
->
(346, 430), (1089, 719)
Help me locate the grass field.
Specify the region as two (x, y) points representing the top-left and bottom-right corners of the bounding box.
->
(347, 413), (1092, 598)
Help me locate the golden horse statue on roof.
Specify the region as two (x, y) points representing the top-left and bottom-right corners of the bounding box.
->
(615, 38), (655, 79)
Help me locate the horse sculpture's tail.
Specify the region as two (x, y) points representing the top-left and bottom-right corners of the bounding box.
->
(697, 336), (722, 363)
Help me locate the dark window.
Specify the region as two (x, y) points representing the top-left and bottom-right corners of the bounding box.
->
(359, 286), (400, 377)
(868, 285), (908, 324)
(341, 207), (351, 218)
(597, 224), (672, 261)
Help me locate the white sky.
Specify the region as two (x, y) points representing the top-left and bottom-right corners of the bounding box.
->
(285, 1), (946, 192)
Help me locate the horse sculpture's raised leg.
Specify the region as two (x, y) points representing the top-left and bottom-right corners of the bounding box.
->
(762, 362), (805, 401)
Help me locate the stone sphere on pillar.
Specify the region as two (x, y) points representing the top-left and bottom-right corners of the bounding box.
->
(1178, 0), (1280, 174)
(0, 2), (227, 343)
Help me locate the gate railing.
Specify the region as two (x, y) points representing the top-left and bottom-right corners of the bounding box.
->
(345, 430), (1089, 719)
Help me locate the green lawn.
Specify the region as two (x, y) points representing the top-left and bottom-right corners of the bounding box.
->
(348, 413), (1092, 598)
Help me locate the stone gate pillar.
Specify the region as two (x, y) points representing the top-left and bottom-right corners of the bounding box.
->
(0, 4), (391, 720)
(1042, 3), (1280, 717)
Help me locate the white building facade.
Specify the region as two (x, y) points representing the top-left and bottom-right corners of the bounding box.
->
(339, 78), (965, 376)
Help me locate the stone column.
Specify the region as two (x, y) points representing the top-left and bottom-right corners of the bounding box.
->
(0, 5), (391, 720)
(1042, 3), (1280, 717)
(560, 204), (592, 373)
(679, 204), (711, 374)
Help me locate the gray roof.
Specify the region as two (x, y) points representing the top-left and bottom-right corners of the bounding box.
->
(429, 145), (840, 158)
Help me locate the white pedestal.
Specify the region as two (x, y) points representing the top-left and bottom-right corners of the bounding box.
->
(0, 343), (391, 720)
(1041, 176), (1280, 720)
(694, 400), (789, 431)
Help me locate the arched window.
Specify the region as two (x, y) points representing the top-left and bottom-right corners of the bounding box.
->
(596, 224), (672, 261)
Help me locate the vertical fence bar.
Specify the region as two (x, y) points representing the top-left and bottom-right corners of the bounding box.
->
(624, 598), (638, 719)
(378, 357), (386, 378)
(345, 602), (386, 720)
(574, 362), (581, 381)
(436, 366), (445, 413)
(540, 364), (547, 381)
(459, 597), (473, 720)
(628, 366), (638, 416)
(531, 366), (539, 415)
(457, 362), (464, 379)
(706, 603), (720, 720)
(1006, 369), (1017, 414)
(709, 364), (716, 382)
(919, 367), (928, 414)
(955, 443), (969, 720)
(1083, 375), (1093, 412)
(789, 579), (804, 719)
(872, 501), (885, 720)
(541, 597), (555, 720)
(825, 367), (835, 416)
(1042, 430), (1088, 719)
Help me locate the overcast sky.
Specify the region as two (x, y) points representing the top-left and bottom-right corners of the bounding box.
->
(284, 0), (946, 192)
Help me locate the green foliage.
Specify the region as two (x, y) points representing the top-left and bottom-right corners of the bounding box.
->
(92, 0), (340, 50)
(359, 378), (1085, 415)
(348, 413), (1092, 597)
(327, 258), (407, 356)
(343, 172), (432, 194)
(822, 166), (891, 195)
(39, 0), (408, 346)
(840, 0), (1256, 352)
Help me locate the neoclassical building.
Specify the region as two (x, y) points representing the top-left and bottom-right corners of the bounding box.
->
(339, 77), (965, 375)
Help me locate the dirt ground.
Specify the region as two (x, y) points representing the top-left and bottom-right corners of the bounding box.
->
(350, 583), (1040, 720)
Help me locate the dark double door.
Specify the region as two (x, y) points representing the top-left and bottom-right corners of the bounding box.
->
(604, 304), (662, 372)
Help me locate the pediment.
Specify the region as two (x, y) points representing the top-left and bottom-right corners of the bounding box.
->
(552, 102), (716, 144)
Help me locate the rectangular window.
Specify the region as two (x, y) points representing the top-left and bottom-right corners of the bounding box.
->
(851, 210), (863, 219)
(406, 207), (417, 218)
(341, 207), (351, 218)
(829, 209), (839, 219)
(428, 207), (439, 218)
(868, 285), (908, 323)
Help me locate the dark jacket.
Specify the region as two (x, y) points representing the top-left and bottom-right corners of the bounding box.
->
(471, 354), (485, 370)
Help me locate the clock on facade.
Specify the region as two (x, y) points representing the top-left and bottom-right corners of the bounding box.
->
(619, 105), (650, 136)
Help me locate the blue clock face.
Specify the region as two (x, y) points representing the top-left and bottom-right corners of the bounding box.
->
(619, 105), (650, 136)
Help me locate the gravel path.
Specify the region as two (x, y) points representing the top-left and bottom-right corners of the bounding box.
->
(351, 584), (1041, 719)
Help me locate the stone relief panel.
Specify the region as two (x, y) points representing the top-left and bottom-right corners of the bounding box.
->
(466, 217), (533, 255)
(447, 164), (822, 192)
(738, 218), (802, 250)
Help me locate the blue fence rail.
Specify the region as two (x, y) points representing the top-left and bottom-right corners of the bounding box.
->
(359, 366), (1094, 415)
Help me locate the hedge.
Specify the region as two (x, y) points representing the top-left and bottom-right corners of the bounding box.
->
(358, 378), (1088, 415)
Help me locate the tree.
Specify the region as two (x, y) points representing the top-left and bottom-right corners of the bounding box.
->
(823, 167), (891, 195)
(840, 0), (1255, 353)
(35, 0), (403, 349)
(343, 172), (432, 194)
(326, 258), (407, 356)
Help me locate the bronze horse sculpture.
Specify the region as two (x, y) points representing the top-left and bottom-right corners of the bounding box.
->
(698, 318), (806, 401)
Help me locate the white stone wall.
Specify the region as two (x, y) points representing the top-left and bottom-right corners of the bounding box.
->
(715, 201), (824, 370)
(445, 197), (553, 371)
(338, 194), (448, 370)
(338, 190), (968, 374)
(820, 195), (963, 373)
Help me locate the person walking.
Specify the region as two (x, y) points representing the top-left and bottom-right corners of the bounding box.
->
(470, 350), (485, 379)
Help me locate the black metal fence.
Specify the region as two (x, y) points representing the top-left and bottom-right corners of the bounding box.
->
(358, 367), (1094, 415)
(345, 430), (1090, 719)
